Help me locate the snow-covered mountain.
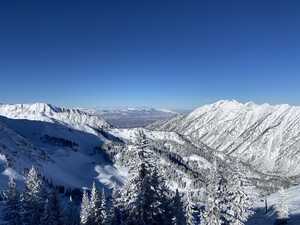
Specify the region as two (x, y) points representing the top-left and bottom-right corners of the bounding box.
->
(94, 107), (179, 128)
(0, 103), (112, 135)
(0, 101), (292, 199)
(0, 115), (125, 189)
(0, 103), (207, 193)
(106, 127), (290, 197)
(0, 118), (47, 187)
(0, 103), (129, 190)
(150, 100), (300, 176)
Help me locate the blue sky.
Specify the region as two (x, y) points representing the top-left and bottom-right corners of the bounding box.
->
(1, 0), (300, 109)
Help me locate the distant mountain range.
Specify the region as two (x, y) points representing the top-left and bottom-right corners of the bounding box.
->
(88, 107), (180, 128)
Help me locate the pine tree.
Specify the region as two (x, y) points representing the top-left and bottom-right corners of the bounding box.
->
(120, 130), (173, 225)
(3, 178), (21, 225)
(102, 192), (115, 225)
(119, 165), (143, 225)
(186, 200), (195, 225)
(172, 189), (186, 225)
(90, 182), (103, 225)
(101, 189), (107, 223)
(274, 188), (289, 225)
(21, 166), (46, 225)
(224, 160), (255, 225)
(111, 188), (124, 225)
(200, 160), (222, 225)
(80, 190), (91, 225)
(216, 175), (230, 224)
(41, 190), (63, 225)
(152, 168), (174, 225)
(185, 191), (200, 225)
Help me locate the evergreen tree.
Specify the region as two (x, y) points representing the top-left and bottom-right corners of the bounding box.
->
(187, 204), (200, 225)
(216, 175), (230, 225)
(200, 160), (222, 225)
(274, 188), (289, 225)
(41, 190), (63, 225)
(185, 190), (201, 225)
(120, 130), (173, 225)
(80, 190), (91, 225)
(111, 188), (124, 225)
(102, 192), (115, 225)
(101, 189), (107, 223)
(21, 166), (46, 225)
(3, 178), (21, 225)
(152, 168), (174, 225)
(172, 189), (186, 225)
(224, 160), (255, 225)
(90, 182), (103, 225)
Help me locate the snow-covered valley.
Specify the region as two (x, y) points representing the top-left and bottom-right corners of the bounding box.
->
(0, 101), (299, 225)
(87, 107), (179, 128)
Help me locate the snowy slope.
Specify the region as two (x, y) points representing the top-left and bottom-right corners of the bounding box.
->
(0, 103), (111, 135)
(248, 184), (300, 225)
(0, 113), (123, 190)
(0, 103), (189, 191)
(0, 102), (291, 198)
(0, 118), (47, 188)
(110, 128), (186, 145)
(151, 100), (300, 176)
(106, 127), (290, 197)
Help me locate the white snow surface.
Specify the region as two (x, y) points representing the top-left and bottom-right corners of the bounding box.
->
(0, 104), (124, 190)
(109, 127), (185, 144)
(153, 100), (300, 176)
(248, 185), (300, 225)
(0, 103), (111, 135)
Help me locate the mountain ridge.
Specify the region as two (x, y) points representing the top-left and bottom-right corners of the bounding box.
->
(0, 102), (112, 135)
(149, 100), (300, 176)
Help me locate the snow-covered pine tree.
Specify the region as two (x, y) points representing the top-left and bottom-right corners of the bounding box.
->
(172, 189), (186, 225)
(90, 182), (103, 225)
(41, 189), (63, 225)
(102, 191), (115, 225)
(224, 160), (255, 225)
(80, 189), (91, 225)
(152, 168), (174, 225)
(186, 192), (200, 225)
(111, 188), (124, 225)
(119, 163), (147, 225)
(216, 174), (231, 225)
(101, 189), (107, 223)
(3, 178), (21, 225)
(274, 188), (289, 225)
(22, 166), (46, 225)
(200, 160), (222, 225)
(120, 130), (173, 225)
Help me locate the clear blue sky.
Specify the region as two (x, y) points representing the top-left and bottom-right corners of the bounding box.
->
(1, 0), (300, 109)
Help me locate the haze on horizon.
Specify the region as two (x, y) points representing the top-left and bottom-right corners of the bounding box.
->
(1, 0), (300, 109)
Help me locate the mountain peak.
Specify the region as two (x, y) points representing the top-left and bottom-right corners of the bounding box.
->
(0, 102), (111, 133)
(152, 99), (300, 176)
(27, 102), (60, 113)
(212, 99), (243, 108)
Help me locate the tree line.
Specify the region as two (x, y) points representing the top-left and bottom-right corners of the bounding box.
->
(2, 134), (257, 225)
